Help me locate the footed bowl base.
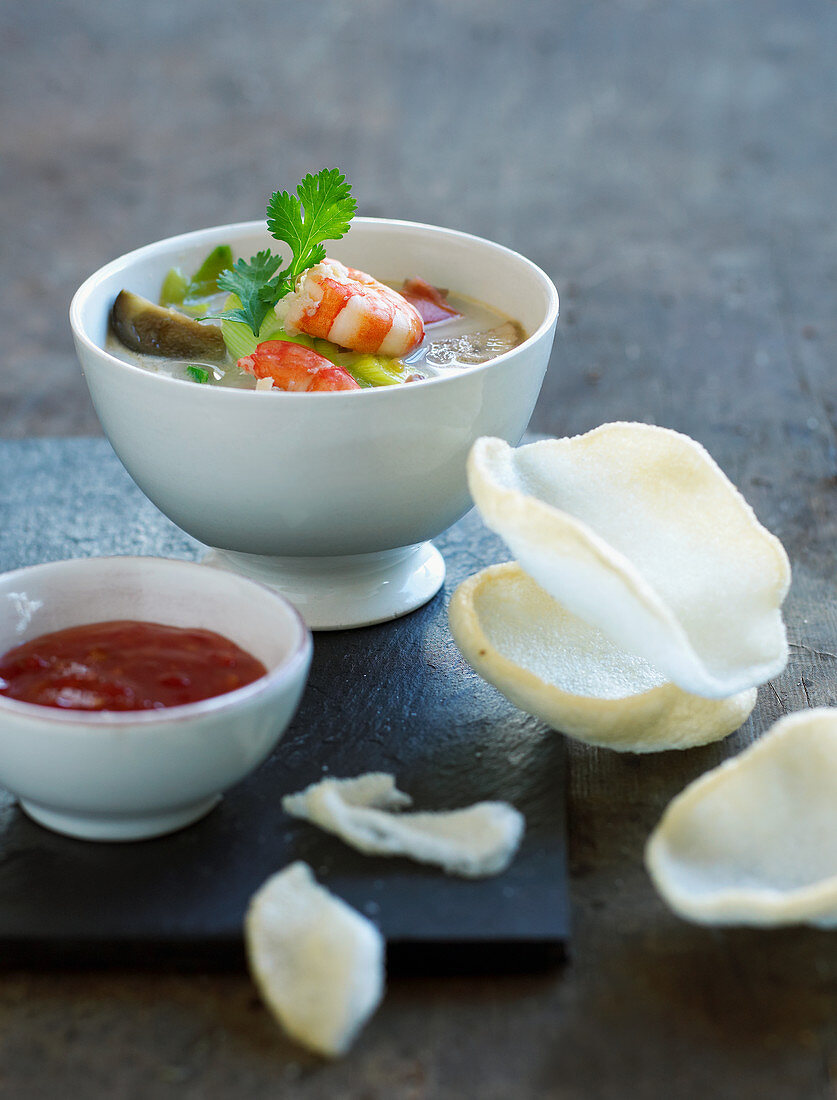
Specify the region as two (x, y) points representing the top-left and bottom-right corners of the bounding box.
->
(20, 795), (221, 842)
(202, 543), (446, 630)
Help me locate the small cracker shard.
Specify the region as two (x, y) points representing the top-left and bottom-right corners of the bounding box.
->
(245, 862), (384, 1057)
(283, 773), (524, 878)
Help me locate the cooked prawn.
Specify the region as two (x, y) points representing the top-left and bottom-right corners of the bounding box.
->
(239, 341), (360, 392)
(279, 259), (424, 357)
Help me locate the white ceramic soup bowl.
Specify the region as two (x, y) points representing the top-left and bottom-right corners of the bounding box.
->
(0, 557), (311, 841)
(71, 218), (559, 629)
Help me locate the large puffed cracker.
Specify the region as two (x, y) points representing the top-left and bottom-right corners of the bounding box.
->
(468, 424), (790, 699)
(645, 709), (837, 927)
(283, 773), (524, 878)
(245, 862), (384, 1057)
(449, 563), (756, 752)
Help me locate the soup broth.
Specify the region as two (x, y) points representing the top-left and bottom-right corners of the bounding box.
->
(107, 290), (524, 389)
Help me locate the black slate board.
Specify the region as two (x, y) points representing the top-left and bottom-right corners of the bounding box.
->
(0, 439), (569, 972)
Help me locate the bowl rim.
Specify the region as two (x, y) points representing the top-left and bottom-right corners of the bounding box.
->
(69, 216), (560, 399)
(0, 556), (312, 728)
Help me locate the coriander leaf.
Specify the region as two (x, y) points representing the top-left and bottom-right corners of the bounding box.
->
(216, 250), (284, 334)
(266, 168), (356, 283)
(210, 170), (356, 337)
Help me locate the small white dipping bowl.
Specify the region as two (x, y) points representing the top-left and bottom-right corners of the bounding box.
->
(0, 557), (311, 842)
(70, 219), (559, 629)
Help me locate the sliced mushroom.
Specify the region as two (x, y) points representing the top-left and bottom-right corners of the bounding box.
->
(424, 321), (525, 367)
(111, 290), (226, 360)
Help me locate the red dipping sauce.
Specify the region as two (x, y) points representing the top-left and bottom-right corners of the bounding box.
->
(0, 620), (267, 712)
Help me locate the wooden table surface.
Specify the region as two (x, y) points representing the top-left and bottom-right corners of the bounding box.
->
(2, 0), (836, 1095)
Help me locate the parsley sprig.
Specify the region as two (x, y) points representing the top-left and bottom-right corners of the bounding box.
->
(215, 169), (356, 336)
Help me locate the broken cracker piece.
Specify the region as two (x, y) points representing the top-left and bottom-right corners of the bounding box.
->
(283, 774), (524, 878)
(245, 862), (384, 1057)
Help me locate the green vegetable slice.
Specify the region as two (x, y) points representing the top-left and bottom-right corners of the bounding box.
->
(160, 268), (189, 306)
(161, 245), (234, 309)
(338, 354), (410, 387)
(185, 365), (210, 384)
(188, 245), (233, 298)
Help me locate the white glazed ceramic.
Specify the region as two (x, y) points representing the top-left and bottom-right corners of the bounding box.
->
(0, 557), (311, 841)
(70, 219), (559, 628)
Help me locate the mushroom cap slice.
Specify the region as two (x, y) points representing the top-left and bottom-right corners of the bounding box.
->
(645, 709), (837, 927)
(111, 290), (226, 360)
(468, 425), (790, 699)
(448, 563), (756, 753)
(245, 862), (384, 1057)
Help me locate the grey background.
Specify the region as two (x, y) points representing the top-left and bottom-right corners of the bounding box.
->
(1, 1), (836, 1097)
